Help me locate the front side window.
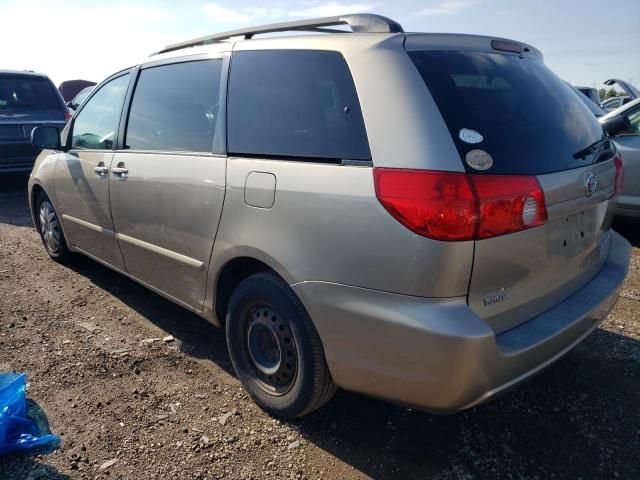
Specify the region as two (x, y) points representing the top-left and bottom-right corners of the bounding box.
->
(125, 60), (223, 153)
(227, 50), (370, 161)
(71, 74), (130, 150)
(72, 88), (92, 109)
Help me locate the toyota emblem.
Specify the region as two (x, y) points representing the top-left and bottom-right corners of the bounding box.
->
(584, 172), (598, 197)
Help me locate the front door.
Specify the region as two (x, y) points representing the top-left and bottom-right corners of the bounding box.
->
(55, 73), (131, 269)
(109, 58), (227, 309)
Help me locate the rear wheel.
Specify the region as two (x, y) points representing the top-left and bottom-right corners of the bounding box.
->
(226, 272), (336, 418)
(35, 191), (71, 263)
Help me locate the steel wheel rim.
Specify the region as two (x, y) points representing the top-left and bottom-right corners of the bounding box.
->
(39, 201), (61, 253)
(245, 304), (298, 396)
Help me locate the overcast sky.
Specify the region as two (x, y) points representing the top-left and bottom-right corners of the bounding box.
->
(2, 0), (639, 89)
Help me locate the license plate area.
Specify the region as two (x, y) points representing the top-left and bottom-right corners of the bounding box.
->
(548, 209), (598, 259)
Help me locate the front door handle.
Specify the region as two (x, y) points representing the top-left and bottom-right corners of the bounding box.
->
(112, 162), (128, 176)
(93, 162), (108, 175)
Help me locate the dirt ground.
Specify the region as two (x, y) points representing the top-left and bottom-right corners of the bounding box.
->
(0, 172), (639, 480)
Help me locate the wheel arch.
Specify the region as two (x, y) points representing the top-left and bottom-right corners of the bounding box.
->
(29, 182), (51, 228)
(213, 256), (289, 327)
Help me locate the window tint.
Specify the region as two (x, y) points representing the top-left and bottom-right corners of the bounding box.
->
(228, 50), (370, 161)
(0, 75), (62, 116)
(72, 74), (130, 150)
(125, 60), (223, 153)
(408, 51), (606, 175)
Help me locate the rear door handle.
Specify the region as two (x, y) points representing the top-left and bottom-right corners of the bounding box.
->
(112, 162), (128, 176)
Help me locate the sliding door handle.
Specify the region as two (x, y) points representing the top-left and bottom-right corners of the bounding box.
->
(112, 162), (128, 176)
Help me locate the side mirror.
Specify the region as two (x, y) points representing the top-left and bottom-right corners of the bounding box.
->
(66, 100), (77, 110)
(31, 126), (61, 150)
(602, 115), (631, 137)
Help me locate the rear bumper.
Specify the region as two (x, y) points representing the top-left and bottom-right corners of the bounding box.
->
(292, 231), (631, 412)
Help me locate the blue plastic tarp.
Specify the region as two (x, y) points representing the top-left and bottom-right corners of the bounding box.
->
(0, 373), (60, 456)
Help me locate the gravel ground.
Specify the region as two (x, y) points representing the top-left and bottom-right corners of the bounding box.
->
(0, 172), (639, 480)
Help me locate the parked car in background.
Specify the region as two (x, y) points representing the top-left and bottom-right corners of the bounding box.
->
(58, 79), (96, 103)
(600, 78), (638, 112)
(601, 98), (640, 218)
(569, 84), (606, 117)
(67, 86), (94, 111)
(602, 96), (631, 112)
(575, 86), (600, 105)
(28, 14), (630, 418)
(0, 70), (69, 173)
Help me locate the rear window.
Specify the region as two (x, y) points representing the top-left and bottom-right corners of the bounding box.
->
(408, 51), (605, 174)
(0, 76), (61, 112)
(228, 50), (370, 161)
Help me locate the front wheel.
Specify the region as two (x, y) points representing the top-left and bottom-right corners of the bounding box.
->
(35, 191), (71, 263)
(226, 272), (336, 418)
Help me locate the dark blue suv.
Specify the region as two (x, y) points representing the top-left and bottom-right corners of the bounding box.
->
(0, 70), (68, 173)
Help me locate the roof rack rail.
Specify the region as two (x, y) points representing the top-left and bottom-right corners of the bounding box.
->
(153, 14), (404, 55)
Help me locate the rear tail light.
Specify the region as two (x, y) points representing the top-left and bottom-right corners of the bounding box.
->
(373, 168), (547, 241)
(614, 154), (624, 195)
(64, 110), (72, 122)
(471, 175), (547, 239)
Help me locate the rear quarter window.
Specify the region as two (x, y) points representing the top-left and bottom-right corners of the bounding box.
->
(408, 51), (606, 174)
(227, 50), (370, 161)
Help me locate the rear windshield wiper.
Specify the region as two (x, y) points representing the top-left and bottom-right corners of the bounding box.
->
(573, 135), (608, 160)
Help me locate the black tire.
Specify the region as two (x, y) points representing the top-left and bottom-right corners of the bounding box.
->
(35, 191), (72, 263)
(226, 272), (337, 418)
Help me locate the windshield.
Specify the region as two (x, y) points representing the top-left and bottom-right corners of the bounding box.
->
(0, 75), (62, 118)
(408, 51), (606, 174)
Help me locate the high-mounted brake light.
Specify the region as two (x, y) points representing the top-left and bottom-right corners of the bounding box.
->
(373, 168), (547, 241)
(491, 40), (523, 54)
(613, 154), (624, 195)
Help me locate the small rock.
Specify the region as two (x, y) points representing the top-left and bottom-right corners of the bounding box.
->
(219, 411), (233, 426)
(288, 440), (301, 450)
(78, 322), (99, 333)
(162, 335), (175, 343)
(141, 337), (161, 343)
(99, 458), (118, 470)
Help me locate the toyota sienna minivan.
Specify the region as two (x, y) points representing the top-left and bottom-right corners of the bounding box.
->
(28, 14), (631, 418)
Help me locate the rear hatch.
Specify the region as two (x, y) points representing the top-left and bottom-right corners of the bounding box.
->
(0, 73), (67, 169)
(406, 40), (620, 333)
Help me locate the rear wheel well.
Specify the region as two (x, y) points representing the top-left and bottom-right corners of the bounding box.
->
(215, 257), (279, 324)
